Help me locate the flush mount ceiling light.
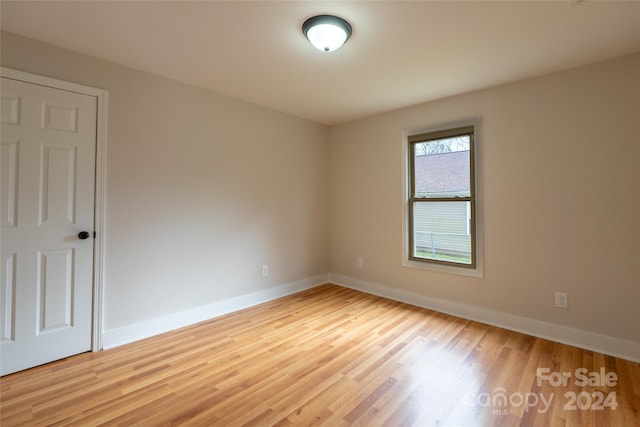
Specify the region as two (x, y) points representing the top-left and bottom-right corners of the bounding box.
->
(302, 15), (352, 52)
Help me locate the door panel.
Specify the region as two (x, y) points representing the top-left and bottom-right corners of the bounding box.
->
(1, 77), (97, 376)
(1, 140), (19, 227)
(40, 144), (77, 225)
(1, 253), (16, 342)
(37, 248), (74, 333)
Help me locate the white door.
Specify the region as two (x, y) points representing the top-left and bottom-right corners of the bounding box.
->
(1, 76), (97, 376)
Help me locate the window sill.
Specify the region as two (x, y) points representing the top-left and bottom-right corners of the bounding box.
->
(402, 258), (483, 278)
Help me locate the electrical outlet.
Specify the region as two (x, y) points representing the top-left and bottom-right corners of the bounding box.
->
(555, 292), (568, 309)
(261, 265), (269, 278)
(356, 257), (363, 269)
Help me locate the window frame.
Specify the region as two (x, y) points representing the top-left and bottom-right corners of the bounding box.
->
(407, 125), (477, 269)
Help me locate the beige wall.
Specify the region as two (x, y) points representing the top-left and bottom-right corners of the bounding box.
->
(1, 32), (329, 330)
(2, 31), (638, 351)
(329, 53), (640, 344)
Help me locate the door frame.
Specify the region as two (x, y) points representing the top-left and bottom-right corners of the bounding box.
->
(1, 67), (108, 351)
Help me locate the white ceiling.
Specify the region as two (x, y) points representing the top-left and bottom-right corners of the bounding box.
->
(2, 1), (639, 125)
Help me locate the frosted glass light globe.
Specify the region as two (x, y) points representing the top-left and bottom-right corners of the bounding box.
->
(306, 23), (348, 52)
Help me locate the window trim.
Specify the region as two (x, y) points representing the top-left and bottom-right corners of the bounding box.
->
(402, 119), (483, 277)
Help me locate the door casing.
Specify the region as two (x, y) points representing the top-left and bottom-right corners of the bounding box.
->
(1, 67), (108, 351)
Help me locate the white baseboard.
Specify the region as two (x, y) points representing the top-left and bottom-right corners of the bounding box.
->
(101, 274), (329, 350)
(329, 273), (640, 363)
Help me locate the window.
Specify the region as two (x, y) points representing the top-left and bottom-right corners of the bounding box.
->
(408, 125), (476, 268)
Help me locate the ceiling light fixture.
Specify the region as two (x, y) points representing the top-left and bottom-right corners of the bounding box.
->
(302, 15), (352, 52)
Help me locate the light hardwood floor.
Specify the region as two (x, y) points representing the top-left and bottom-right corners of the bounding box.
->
(1, 284), (638, 426)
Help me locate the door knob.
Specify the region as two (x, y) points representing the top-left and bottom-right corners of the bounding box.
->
(78, 231), (91, 240)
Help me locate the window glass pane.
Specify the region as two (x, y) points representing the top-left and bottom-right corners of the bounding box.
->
(413, 136), (470, 197)
(412, 201), (472, 264)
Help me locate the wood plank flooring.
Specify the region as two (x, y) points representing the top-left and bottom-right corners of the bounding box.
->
(1, 284), (638, 426)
